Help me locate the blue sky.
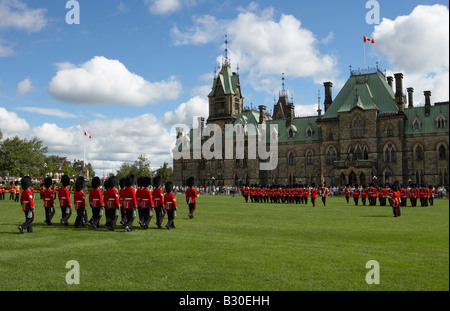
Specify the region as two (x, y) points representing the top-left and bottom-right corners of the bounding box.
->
(0, 0), (448, 176)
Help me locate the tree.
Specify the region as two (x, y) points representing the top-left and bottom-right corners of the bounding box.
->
(0, 136), (48, 177)
(116, 154), (152, 180)
(155, 162), (173, 183)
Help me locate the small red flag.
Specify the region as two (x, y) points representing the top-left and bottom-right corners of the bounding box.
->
(364, 36), (374, 43)
(84, 131), (91, 139)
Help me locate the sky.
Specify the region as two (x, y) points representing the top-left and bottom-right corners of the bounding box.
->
(0, 0), (448, 177)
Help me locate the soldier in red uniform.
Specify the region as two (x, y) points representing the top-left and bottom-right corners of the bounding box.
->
(400, 185), (408, 207)
(186, 177), (198, 219)
(390, 184), (401, 217)
(17, 176), (34, 233)
(310, 183), (318, 207)
(140, 176), (154, 229)
(419, 184), (428, 207)
(73, 176), (86, 228)
(123, 174), (137, 232)
(164, 182), (177, 229)
(361, 185), (368, 206)
(303, 185), (310, 205)
(104, 176), (120, 231)
(152, 175), (165, 228)
(344, 185), (351, 204)
(353, 185), (360, 206)
(410, 184), (419, 207)
(429, 186), (435, 206)
(89, 176), (104, 229)
(58, 175), (72, 226)
(43, 177), (55, 225)
(321, 184), (329, 206)
(119, 178), (127, 226)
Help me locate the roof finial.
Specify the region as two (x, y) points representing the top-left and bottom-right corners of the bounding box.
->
(223, 34), (230, 67)
(280, 73), (288, 97)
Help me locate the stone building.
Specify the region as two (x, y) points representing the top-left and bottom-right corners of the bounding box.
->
(173, 62), (449, 188)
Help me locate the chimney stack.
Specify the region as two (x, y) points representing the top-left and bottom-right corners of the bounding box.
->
(407, 87), (414, 108)
(424, 91), (431, 117)
(387, 76), (394, 90)
(394, 73), (404, 111)
(323, 82), (333, 112)
(258, 105), (266, 124)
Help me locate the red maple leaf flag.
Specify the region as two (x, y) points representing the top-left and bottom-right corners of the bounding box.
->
(84, 131), (91, 139)
(364, 36), (375, 43)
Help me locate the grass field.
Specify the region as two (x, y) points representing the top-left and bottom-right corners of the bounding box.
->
(0, 194), (448, 291)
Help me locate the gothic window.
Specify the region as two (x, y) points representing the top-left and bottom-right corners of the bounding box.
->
(436, 116), (447, 129)
(387, 126), (393, 137)
(307, 151), (314, 164)
(289, 152), (295, 165)
(363, 146), (369, 160)
(413, 117), (421, 130)
(438, 145), (447, 160)
(306, 126), (313, 138)
(415, 145), (424, 161)
(288, 129), (295, 139)
(384, 143), (397, 163)
(351, 117), (365, 138)
(355, 145), (362, 160)
(328, 130), (334, 141)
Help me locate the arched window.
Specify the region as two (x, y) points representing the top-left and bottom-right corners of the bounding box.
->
(289, 152), (295, 165)
(307, 151), (314, 164)
(306, 126), (313, 138)
(438, 145), (447, 160)
(328, 130), (334, 141)
(413, 117), (421, 130)
(288, 129), (294, 139)
(384, 143), (397, 163)
(363, 146), (369, 160)
(355, 145), (362, 160)
(415, 145), (424, 161)
(351, 117), (365, 138)
(436, 116), (447, 129)
(387, 126), (393, 137)
(326, 147), (337, 165)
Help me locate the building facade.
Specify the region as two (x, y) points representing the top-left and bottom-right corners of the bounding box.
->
(173, 63), (449, 188)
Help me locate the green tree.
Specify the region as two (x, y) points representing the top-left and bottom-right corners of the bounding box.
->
(155, 162), (173, 183)
(116, 154), (152, 180)
(0, 136), (47, 177)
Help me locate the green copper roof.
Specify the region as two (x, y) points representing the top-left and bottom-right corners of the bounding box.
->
(404, 103), (449, 135)
(208, 65), (239, 97)
(323, 71), (398, 119)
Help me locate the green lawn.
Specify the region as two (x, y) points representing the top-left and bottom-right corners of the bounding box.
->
(0, 194), (448, 291)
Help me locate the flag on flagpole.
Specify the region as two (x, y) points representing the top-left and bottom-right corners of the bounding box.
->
(321, 169), (324, 187)
(84, 131), (91, 139)
(363, 36), (375, 43)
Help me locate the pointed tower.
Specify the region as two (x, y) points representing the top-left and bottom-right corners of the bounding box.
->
(273, 73), (295, 122)
(207, 35), (244, 132)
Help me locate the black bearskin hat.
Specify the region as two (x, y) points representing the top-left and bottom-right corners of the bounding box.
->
(165, 181), (173, 193)
(119, 178), (126, 189)
(142, 176), (152, 188)
(75, 176), (85, 192)
(91, 176), (101, 189)
(61, 175), (70, 187)
(187, 176), (195, 188)
(137, 176), (143, 188)
(109, 176), (118, 188)
(21, 176), (32, 190)
(104, 177), (111, 190)
(44, 177), (53, 188)
(125, 174), (135, 187)
(153, 175), (162, 188)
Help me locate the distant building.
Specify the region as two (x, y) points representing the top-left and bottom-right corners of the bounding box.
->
(173, 61), (449, 188)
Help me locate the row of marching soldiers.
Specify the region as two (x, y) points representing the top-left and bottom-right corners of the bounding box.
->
(17, 174), (199, 233)
(343, 183), (437, 208)
(241, 183), (327, 207)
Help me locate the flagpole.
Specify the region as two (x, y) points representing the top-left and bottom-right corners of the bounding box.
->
(83, 132), (85, 168)
(363, 41), (366, 74)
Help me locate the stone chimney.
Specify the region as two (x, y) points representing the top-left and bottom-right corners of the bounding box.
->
(258, 105), (266, 124)
(394, 73), (404, 111)
(424, 91), (431, 117)
(407, 87), (414, 108)
(286, 104), (295, 126)
(323, 82), (333, 112)
(387, 76), (394, 90)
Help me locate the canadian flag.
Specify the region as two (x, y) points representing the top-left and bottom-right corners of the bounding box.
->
(364, 36), (375, 43)
(84, 131), (91, 139)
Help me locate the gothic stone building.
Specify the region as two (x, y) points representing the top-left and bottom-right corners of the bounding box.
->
(173, 63), (449, 188)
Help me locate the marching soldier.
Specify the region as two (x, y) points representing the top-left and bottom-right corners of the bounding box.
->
(353, 184), (360, 206)
(89, 176), (104, 229)
(17, 176), (35, 233)
(152, 175), (165, 228)
(400, 184), (408, 207)
(73, 176), (86, 228)
(361, 185), (368, 206)
(186, 177), (198, 219)
(58, 175), (72, 225)
(123, 174), (137, 232)
(140, 176), (154, 229)
(164, 182), (177, 229)
(104, 176), (120, 231)
(410, 184), (419, 207)
(43, 177), (55, 225)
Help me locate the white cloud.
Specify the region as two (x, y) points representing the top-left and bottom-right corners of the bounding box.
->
(16, 77), (36, 96)
(145, 0), (182, 15)
(172, 5), (338, 92)
(48, 56), (182, 106)
(373, 4), (449, 103)
(0, 106), (175, 176)
(16, 107), (76, 119)
(163, 95), (208, 127)
(0, 0), (47, 32)
(0, 38), (13, 57)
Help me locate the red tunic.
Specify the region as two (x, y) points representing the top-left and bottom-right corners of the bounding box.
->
(186, 187), (198, 204)
(164, 193), (177, 210)
(152, 187), (164, 208)
(74, 190), (86, 210)
(20, 189), (34, 211)
(123, 187), (137, 210)
(89, 188), (104, 208)
(58, 186), (71, 208)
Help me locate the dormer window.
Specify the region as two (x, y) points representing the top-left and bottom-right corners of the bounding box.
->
(288, 129), (294, 138)
(306, 125), (313, 138)
(436, 115), (447, 129)
(413, 117), (421, 130)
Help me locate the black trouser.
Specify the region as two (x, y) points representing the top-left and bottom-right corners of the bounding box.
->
(322, 197), (326, 206)
(166, 209), (176, 228)
(410, 198), (417, 206)
(105, 208), (118, 230)
(20, 210), (34, 232)
(74, 207), (85, 228)
(125, 208), (135, 230)
(91, 207), (102, 228)
(393, 205), (401, 217)
(155, 205), (164, 227)
(188, 203), (196, 217)
(140, 208), (152, 228)
(311, 197), (316, 206)
(401, 198), (407, 206)
(354, 197), (359, 205)
(60, 206), (72, 225)
(44, 207), (55, 224)
(361, 197), (366, 205)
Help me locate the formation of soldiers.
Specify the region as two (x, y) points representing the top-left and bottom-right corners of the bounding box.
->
(15, 174), (199, 234)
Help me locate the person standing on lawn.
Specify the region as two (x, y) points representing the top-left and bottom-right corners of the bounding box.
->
(18, 176), (35, 233)
(164, 182), (177, 229)
(43, 177), (55, 225)
(185, 177), (198, 219)
(58, 175), (72, 226)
